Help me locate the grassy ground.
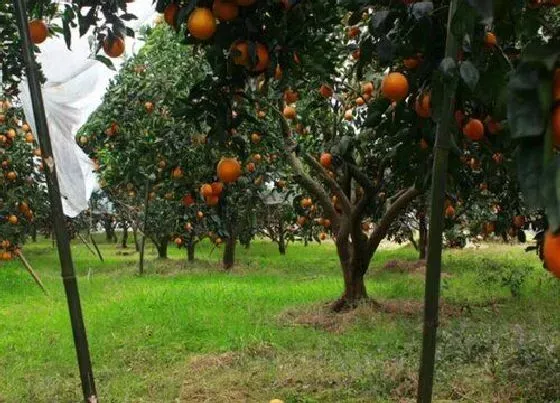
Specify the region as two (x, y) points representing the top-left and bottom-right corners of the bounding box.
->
(0, 237), (559, 402)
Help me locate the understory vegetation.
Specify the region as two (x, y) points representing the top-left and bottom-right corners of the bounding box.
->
(0, 238), (558, 402)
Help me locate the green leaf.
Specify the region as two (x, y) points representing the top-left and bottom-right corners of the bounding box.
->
(459, 61), (479, 91)
(507, 64), (546, 139)
(516, 141), (544, 209)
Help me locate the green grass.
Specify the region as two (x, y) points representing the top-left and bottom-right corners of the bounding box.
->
(0, 238), (559, 402)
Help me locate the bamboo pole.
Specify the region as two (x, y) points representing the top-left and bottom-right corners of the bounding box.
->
(417, 1), (459, 402)
(17, 251), (49, 296)
(12, 1), (97, 401)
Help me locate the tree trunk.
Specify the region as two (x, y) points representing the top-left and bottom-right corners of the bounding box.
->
(223, 235), (236, 270)
(278, 218), (286, 255)
(31, 223), (37, 242)
(187, 242), (195, 262)
(132, 225), (139, 252)
(121, 221), (128, 248)
(332, 234), (370, 312)
(156, 239), (168, 259)
(418, 214), (428, 260)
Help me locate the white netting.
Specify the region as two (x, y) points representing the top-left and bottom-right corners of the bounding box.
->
(19, 0), (157, 217)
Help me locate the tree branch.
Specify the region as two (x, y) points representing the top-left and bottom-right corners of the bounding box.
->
(367, 186), (421, 256)
(302, 153), (352, 215)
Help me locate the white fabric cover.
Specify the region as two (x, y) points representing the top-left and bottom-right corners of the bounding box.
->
(19, 0), (157, 217)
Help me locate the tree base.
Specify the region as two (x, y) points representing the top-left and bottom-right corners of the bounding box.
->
(330, 294), (379, 313)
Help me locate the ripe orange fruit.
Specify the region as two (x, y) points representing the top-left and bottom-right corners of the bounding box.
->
(6, 128), (16, 139)
(18, 202), (29, 213)
(553, 68), (560, 101)
(200, 183), (213, 197)
(319, 232), (327, 241)
(187, 7), (217, 40)
(172, 166), (184, 179)
(196, 211), (204, 220)
(257, 110), (266, 119)
(231, 40), (249, 65)
(164, 3), (179, 26)
(184, 222), (193, 231)
(404, 57), (419, 70)
(284, 88), (298, 104)
(381, 72), (409, 102)
(211, 182), (223, 195)
(251, 43), (270, 72)
(33, 148), (41, 157)
(320, 153), (332, 168)
(344, 109), (353, 120)
(217, 157), (241, 183)
(103, 37), (125, 58)
(323, 219), (331, 228)
(213, 0), (239, 21)
(283, 106), (296, 119)
(319, 84), (333, 98)
(348, 26), (360, 38)
(8, 215), (18, 225)
(484, 32), (497, 47)
(174, 237), (183, 246)
(1, 251), (12, 261)
(246, 162), (256, 173)
(6, 171), (17, 181)
(463, 118), (484, 141)
(552, 106), (560, 146)
(415, 92), (431, 118)
(444, 205), (455, 219)
(144, 101), (154, 113)
(235, 0), (256, 5)
(356, 97), (365, 106)
(182, 194), (194, 206)
(297, 216), (307, 226)
(0, 135), (6, 144)
(24, 133), (34, 143)
(251, 132), (261, 144)
(361, 81), (374, 95)
(28, 20), (48, 44)
(206, 194), (220, 206)
(544, 231), (560, 278)
(104, 36), (125, 58)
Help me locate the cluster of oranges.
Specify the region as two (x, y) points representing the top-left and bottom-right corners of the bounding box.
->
(200, 181), (223, 206)
(0, 240), (15, 261)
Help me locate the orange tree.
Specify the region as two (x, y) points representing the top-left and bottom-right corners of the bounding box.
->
(0, 101), (46, 261)
(505, 3), (560, 277)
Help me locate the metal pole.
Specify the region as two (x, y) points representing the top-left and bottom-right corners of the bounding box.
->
(12, 1), (97, 401)
(417, 1), (459, 402)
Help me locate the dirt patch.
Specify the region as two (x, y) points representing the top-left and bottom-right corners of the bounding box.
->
(379, 259), (452, 278)
(278, 299), (463, 333)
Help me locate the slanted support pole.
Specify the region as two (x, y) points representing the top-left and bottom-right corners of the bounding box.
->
(417, 1), (459, 402)
(13, 1), (97, 401)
